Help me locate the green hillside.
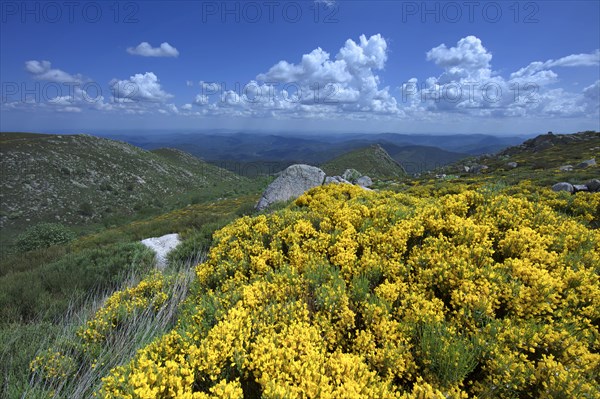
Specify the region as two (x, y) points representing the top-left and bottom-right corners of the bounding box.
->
(0, 133), (251, 249)
(2, 131), (599, 399)
(320, 144), (406, 180)
(419, 130), (600, 189)
(381, 143), (468, 174)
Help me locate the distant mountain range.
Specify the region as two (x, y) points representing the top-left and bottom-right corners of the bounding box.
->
(0, 130), (534, 246)
(95, 131), (528, 174)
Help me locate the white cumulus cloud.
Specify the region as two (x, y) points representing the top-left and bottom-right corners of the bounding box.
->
(195, 34), (398, 118)
(110, 72), (173, 103)
(401, 36), (600, 120)
(25, 60), (83, 83)
(127, 42), (179, 58)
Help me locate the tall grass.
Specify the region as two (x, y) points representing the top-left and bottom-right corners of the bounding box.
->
(5, 254), (202, 399)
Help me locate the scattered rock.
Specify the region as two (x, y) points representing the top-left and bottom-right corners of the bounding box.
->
(342, 169), (362, 183)
(356, 175), (373, 188)
(257, 165), (380, 210)
(256, 164), (326, 210)
(559, 165), (573, 172)
(506, 162), (518, 169)
(551, 182), (574, 193)
(576, 158), (596, 169)
(573, 185), (589, 192)
(141, 233), (180, 270)
(585, 179), (600, 192)
(469, 164), (489, 174)
(463, 165), (470, 173)
(325, 176), (352, 185)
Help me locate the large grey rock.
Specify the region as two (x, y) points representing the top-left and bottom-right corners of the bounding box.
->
(141, 233), (180, 270)
(256, 164), (326, 210)
(506, 162), (518, 169)
(576, 158), (596, 169)
(356, 176), (373, 187)
(585, 179), (600, 192)
(551, 182), (574, 193)
(573, 185), (589, 192)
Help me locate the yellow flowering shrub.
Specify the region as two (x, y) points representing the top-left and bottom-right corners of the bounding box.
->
(30, 349), (76, 381)
(78, 272), (169, 345)
(97, 184), (599, 398)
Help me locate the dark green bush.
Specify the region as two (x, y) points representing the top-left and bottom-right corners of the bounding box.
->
(15, 223), (76, 253)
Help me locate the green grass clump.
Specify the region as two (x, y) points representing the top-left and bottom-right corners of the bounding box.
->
(15, 223), (76, 253)
(0, 243), (155, 324)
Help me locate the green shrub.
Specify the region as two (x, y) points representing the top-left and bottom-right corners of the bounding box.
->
(15, 223), (76, 253)
(418, 322), (481, 387)
(0, 242), (155, 323)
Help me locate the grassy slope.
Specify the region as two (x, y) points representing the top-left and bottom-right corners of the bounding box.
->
(403, 131), (600, 189)
(381, 143), (468, 174)
(320, 144), (407, 180)
(0, 193), (260, 398)
(0, 133), (255, 250)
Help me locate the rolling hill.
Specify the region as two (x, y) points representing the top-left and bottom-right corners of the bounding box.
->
(380, 143), (467, 174)
(435, 130), (600, 188)
(0, 133), (247, 244)
(98, 131), (526, 174)
(320, 144), (407, 180)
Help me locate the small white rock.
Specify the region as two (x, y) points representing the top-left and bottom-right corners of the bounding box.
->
(141, 233), (181, 270)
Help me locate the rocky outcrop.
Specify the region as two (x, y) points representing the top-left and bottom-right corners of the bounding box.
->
(356, 176), (373, 188)
(256, 165), (326, 211)
(552, 182), (575, 193)
(506, 162), (518, 169)
(256, 164), (376, 210)
(501, 131), (600, 156)
(141, 233), (181, 270)
(576, 158), (596, 169)
(585, 179), (600, 192)
(551, 179), (600, 194)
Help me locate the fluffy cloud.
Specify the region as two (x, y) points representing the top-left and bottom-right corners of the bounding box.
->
(109, 72), (173, 103)
(402, 36), (600, 119)
(196, 34), (398, 119)
(426, 36), (492, 81)
(426, 36), (490, 68)
(11, 61), (180, 116)
(25, 60), (83, 83)
(127, 42), (179, 58)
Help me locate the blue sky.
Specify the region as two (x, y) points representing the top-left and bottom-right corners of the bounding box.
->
(1, 0), (599, 135)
